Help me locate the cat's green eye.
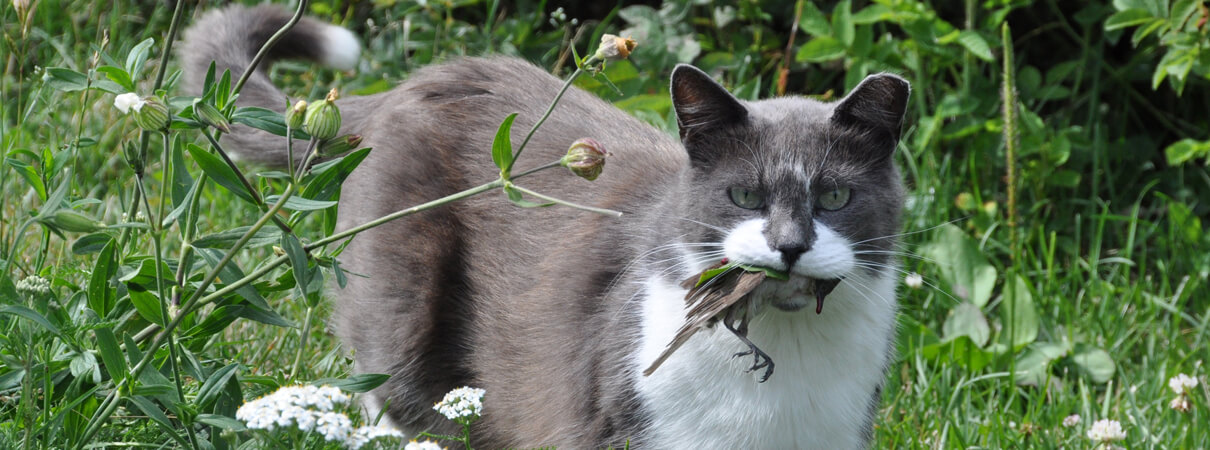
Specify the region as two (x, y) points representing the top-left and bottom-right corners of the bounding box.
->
(816, 187), (851, 211)
(728, 187), (764, 210)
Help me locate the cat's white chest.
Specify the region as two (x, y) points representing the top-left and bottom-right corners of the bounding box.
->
(631, 274), (898, 449)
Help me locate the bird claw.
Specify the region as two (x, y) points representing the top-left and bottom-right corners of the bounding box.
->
(736, 343), (775, 382)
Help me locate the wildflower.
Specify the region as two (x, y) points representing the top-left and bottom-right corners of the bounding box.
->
(286, 100), (308, 129)
(560, 137), (609, 181)
(1169, 395), (1191, 412)
(1062, 414), (1080, 427)
(348, 425), (407, 450)
(16, 275), (51, 296)
(235, 385), (352, 433)
(1086, 419), (1126, 443)
(1168, 373), (1198, 395)
(134, 96), (170, 131)
(594, 34), (637, 61)
(318, 134), (363, 157)
(305, 88), (342, 140)
(433, 386), (485, 424)
(114, 93), (145, 114)
(194, 101), (231, 133)
(904, 272), (923, 289)
(314, 411), (354, 442)
(404, 440), (445, 450)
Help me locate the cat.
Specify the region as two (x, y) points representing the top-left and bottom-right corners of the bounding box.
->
(183, 5), (909, 449)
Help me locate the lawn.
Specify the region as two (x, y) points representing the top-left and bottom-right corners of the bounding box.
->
(1, 0), (1207, 448)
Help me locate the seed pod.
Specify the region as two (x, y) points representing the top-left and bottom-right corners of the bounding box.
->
(194, 101), (231, 133)
(318, 134), (362, 157)
(594, 34), (637, 61)
(286, 100), (307, 130)
(304, 89), (341, 140)
(560, 137), (609, 181)
(134, 96), (170, 131)
(44, 209), (106, 233)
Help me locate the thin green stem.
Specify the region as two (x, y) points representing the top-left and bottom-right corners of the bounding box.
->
(231, 0), (310, 97)
(506, 56), (597, 175)
(507, 183), (622, 217)
(289, 306), (315, 380)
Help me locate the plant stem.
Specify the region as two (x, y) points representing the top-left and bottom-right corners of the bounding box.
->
(231, 0), (310, 97)
(289, 306), (315, 380)
(202, 129), (296, 234)
(1001, 23), (1019, 262)
(506, 56), (597, 175)
(507, 183), (622, 217)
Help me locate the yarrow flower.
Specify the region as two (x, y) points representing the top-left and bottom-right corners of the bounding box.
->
(1062, 414), (1080, 427)
(1168, 373), (1198, 395)
(347, 425), (407, 450)
(16, 275), (51, 296)
(1086, 419), (1126, 443)
(235, 385), (352, 434)
(114, 93), (145, 114)
(904, 272), (923, 289)
(434, 386), (485, 424)
(403, 439), (445, 450)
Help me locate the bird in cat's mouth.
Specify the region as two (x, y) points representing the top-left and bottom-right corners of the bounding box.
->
(759, 275), (843, 314)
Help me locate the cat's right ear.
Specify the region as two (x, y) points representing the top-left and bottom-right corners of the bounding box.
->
(671, 65), (748, 147)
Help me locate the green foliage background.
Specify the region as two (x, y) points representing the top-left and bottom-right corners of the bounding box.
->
(1, 0), (1208, 448)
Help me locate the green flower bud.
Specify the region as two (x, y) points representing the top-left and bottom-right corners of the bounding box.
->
(318, 134), (362, 157)
(194, 101), (231, 133)
(593, 34), (637, 61)
(304, 88), (342, 140)
(43, 209), (106, 233)
(134, 96), (170, 131)
(122, 140), (145, 173)
(286, 100), (307, 130)
(560, 137), (609, 181)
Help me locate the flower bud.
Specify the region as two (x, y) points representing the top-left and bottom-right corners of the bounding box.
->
(304, 88), (342, 140)
(593, 34), (637, 61)
(318, 134), (362, 157)
(43, 209), (106, 233)
(560, 137), (609, 181)
(134, 96), (170, 131)
(123, 140), (145, 173)
(194, 101), (231, 133)
(286, 100), (307, 129)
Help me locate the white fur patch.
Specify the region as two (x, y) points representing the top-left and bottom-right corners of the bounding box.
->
(320, 25), (360, 70)
(722, 218), (856, 278)
(633, 271), (898, 449)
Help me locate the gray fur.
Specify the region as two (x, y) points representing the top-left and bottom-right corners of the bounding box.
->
(182, 6), (909, 448)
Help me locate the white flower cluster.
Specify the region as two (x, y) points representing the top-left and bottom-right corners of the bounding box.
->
(114, 92), (145, 114)
(433, 386), (485, 423)
(16, 275), (51, 296)
(1061, 414), (1080, 427)
(235, 385), (406, 448)
(1086, 419), (1126, 442)
(403, 440), (445, 450)
(1168, 373), (1198, 394)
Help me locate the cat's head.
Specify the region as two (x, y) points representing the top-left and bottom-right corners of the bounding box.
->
(668, 66), (909, 312)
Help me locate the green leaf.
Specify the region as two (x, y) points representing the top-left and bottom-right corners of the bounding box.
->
(185, 143), (257, 205)
(998, 274), (1039, 349)
(128, 290), (165, 326)
(264, 195), (338, 211)
(191, 226), (282, 249)
(128, 396), (189, 447)
(124, 38), (156, 77)
(193, 247), (273, 312)
(942, 302), (990, 347)
(70, 351), (100, 383)
(796, 36), (846, 63)
(492, 113), (519, 172)
(851, 4), (891, 24)
(798, 1), (832, 37)
(1104, 8), (1154, 30)
(94, 327), (127, 383)
(922, 335), (994, 371)
(72, 233), (113, 255)
(5, 158), (47, 201)
(1163, 138), (1210, 166)
(956, 30), (994, 62)
(281, 233), (313, 299)
(196, 364), (240, 410)
(196, 413), (247, 432)
(1072, 347), (1115, 383)
(693, 262), (790, 288)
(0, 305), (66, 340)
(87, 238), (118, 317)
(920, 224), (998, 307)
(310, 373), (390, 393)
(231, 107), (309, 139)
(1014, 343), (1061, 386)
(832, 0), (854, 47)
(44, 67), (89, 92)
(96, 66), (134, 92)
(215, 69), (232, 110)
(302, 147), (371, 202)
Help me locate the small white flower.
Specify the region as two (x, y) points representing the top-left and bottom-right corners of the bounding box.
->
(1086, 419), (1126, 442)
(235, 384), (354, 442)
(904, 272), (923, 289)
(404, 440), (445, 450)
(1168, 373), (1198, 395)
(314, 411), (353, 442)
(1062, 414), (1080, 427)
(348, 425), (406, 449)
(16, 275), (51, 296)
(434, 386), (485, 422)
(1169, 395), (1191, 412)
(114, 93), (145, 114)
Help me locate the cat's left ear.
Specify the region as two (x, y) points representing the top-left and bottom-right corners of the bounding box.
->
(831, 73), (910, 154)
(671, 65), (748, 145)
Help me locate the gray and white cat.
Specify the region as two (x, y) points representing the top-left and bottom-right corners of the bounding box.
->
(183, 5), (908, 449)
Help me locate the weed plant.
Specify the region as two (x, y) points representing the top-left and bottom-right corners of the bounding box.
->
(2, 0), (1208, 448)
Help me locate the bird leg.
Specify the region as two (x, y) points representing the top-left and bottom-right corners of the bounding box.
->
(723, 305), (775, 382)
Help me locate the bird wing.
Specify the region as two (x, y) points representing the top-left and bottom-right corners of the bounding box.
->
(642, 269), (767, 376)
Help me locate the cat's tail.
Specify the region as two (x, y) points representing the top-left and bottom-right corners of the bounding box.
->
(180, 5), (362, 166)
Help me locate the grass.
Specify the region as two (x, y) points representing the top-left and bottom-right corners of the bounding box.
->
(2, 0), (1208, 448)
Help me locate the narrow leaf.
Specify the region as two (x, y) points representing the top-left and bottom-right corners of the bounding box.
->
(491, 113), (519, 171)
(185, 143), (256, 205)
